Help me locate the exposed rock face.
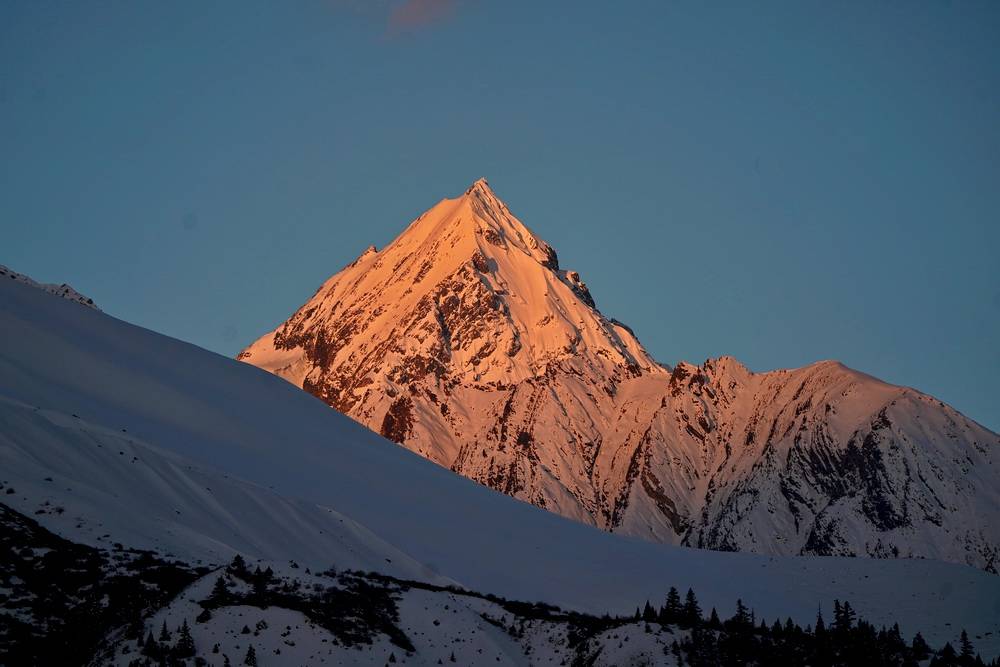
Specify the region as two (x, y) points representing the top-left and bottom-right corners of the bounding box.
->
(0, 264), (99, 310)
(239, 179), (1000, 572)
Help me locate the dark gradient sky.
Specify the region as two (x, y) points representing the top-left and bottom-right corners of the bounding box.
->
(3, 2), (998, 431)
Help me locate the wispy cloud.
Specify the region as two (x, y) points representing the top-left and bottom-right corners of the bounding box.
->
(386, 0), (458, 36)
(327, 0), (462, 38)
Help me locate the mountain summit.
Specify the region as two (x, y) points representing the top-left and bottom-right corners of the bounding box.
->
(240, 178), (659, 464)
(240, 179), (1000, 571)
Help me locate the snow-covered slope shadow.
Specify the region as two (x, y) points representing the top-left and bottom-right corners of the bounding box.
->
(1, 277), (999, 657)
(0, 395), (438, 581)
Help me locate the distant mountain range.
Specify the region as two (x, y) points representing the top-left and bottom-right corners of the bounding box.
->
(240, 178), (1000, 573)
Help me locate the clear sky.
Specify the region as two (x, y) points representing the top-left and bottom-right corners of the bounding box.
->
(3, 2), (998, 431)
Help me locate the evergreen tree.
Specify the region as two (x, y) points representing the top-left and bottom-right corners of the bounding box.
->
(960, 630), (976, 662)
(230, 554), (247, 577)
(707, 607), (722, 630)
(175, 619), (195, 658)
(211, 575), (229, 599)
(141, 632), (157, 657)
(730, 598), (752, 629)
(252, 573), (268, 598)
(682, 588), (702, 627)
(912, 632), (931, 660)
(664, 587), (682, 624)
(243, 645), (257, 666)
(842, 601), (856, 630)
(642, 600), (656, 622)
(815, 607), (826, 635)
(159, 621), (170, 642)
(833, 600), (856, 634)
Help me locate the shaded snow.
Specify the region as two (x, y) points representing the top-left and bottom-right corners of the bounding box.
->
(1, 277), (999, 658)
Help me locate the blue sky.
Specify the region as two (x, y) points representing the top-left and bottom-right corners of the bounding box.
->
(2, 1), (998, 431)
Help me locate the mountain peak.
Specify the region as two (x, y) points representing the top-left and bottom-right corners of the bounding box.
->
(464, 177), (493, 196)
(240, 178), (662, 437)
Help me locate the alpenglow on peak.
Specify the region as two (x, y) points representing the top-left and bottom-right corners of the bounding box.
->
(240, 180), (1000, 573)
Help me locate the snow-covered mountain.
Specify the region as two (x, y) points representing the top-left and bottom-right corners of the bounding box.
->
(239, 178), (1000, 573)
(0, 263), (98, 310)
(3, 269), (1000, 661)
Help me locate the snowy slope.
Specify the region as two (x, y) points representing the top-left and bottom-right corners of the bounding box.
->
(239, 179), (1000, 573)
(0, 395), (437, 581)
(0, 263), (98, 310)
(2, 276), (999, 658)
(104, 564), (690, 667)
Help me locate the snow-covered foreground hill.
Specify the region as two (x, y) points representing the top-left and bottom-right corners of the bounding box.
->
(2, 277), (1000, 659)
(239, 179), (1000, 573)
(0, 395), (438, 582)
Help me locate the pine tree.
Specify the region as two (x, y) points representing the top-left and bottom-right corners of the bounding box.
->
(664, 587), (682, 623)
(141, 631), (156, 656)
(253, 571), (268, 597)
(159, 621), (170, 642)
(243, 645), (257, 666)
(682, 588), (702, 627)
(671, 639), (683, 666)
(449, 651), (456, 662)
(175, 619), (195, 658)
(211, 574), (229, 599)
(815, 606), (826, 635)
(707, 607), (722, 630)
(841, 601), (856, 631)
(230, 553), (247, 577)
(960, 630), (976, 659)
(731, 598), (751, 629)
(642, 600), (656, 622)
